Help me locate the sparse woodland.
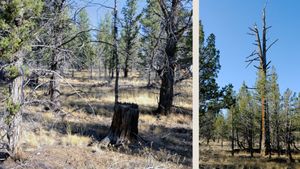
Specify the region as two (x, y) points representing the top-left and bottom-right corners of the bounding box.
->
(200, 7), (300, 169)
(0, 0), (192, 168)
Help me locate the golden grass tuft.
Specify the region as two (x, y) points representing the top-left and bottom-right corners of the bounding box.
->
(61, 134), (91, 147)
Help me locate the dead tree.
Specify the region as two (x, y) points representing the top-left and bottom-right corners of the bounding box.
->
(246, 7), (278, 156)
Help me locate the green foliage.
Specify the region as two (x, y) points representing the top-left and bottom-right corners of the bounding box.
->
(214, 114), (229, 141)
(200, 33), (221, 112)
(5, 98), (21, 124)
(139, 0), (161, 68)
(4, 65), (19, 79)
(0, 0), (43, 62)
(97, 12), (114, 72)
(120, 0), (141, 74)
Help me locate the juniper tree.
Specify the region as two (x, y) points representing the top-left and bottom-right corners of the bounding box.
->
(0, 0), (43, 157)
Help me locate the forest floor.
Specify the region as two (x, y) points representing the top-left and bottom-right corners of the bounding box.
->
(200, 140), (300, 169)
(0, 70), (192, 169)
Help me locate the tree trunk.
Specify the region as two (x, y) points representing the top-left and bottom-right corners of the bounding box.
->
(90, 66), (93, 80)
(157, 68), (174, 114)
(266, 101), (271, 158)
(248, 128), (253, 157)
(72, 69), (74, 78)
(7, 57), (24, 158)
(286, 113), (294, 162)
(261, 95), (266, 156)
(104, 63), (107, 79)
(102, 103), (139, 145)
(99, 59), (101, 80)
(276, 113), (280, 157)
(49, 49), (61, 112)
(231, 120), (235, 156)
(147, 66), (151, 87)
(124, 54), (129, 78)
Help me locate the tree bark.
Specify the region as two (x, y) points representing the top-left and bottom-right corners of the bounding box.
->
(275, 108), (280, 157)
(124, 55), (129, 78)
(157, 68), (174, 114)
(49, 48), (61, 112)
(90, 66), (93, 80)
(7, 56), (24, 158)
(231, 116), (235, 156)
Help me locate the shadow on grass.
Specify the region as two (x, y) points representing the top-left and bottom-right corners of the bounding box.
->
(40, 117), (192, 166)
(65, 99), (192, 118)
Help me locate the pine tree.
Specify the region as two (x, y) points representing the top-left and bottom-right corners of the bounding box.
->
(121, 0), (141, 78)
(282, 89), (295, 161)
(140, 0), (161, 87)
(268, 66), (281, 156)
(77, 9), (96, 77)
(238, 82), (255, 157)
(97, 13), (113, 78)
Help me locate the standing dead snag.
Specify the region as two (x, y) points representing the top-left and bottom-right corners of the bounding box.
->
(246, 7), (278, 156)
(102, 103), (139, 146)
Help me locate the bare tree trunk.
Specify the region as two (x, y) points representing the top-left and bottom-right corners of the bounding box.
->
(231, 116), (235, 156)
(157, 68), (174, 114)
(99, 59), (101, 79)
(72, 69), (74, 78)
(124, 55), (129, 78)
(266, 101), (271, 158)
(90, 65), (93, 80)
(7, 56), (24, 157)
(286, 111), (294, 162)
(275, 109), (280, 157)
(147, 68), (151, 87)
(113, 0), (119, 105)
(49, 48), (61, 112)
(248, 128), (254, 157)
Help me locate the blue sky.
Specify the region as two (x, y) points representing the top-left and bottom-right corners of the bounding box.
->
(200, 0), (300, 95)
(73, 0), (146, 30)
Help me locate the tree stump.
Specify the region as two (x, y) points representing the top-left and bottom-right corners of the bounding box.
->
(101, 103), (139, 146)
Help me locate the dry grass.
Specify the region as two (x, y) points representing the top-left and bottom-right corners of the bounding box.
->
(1, 70), (192, 168)
(200, 141), (300, 169)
